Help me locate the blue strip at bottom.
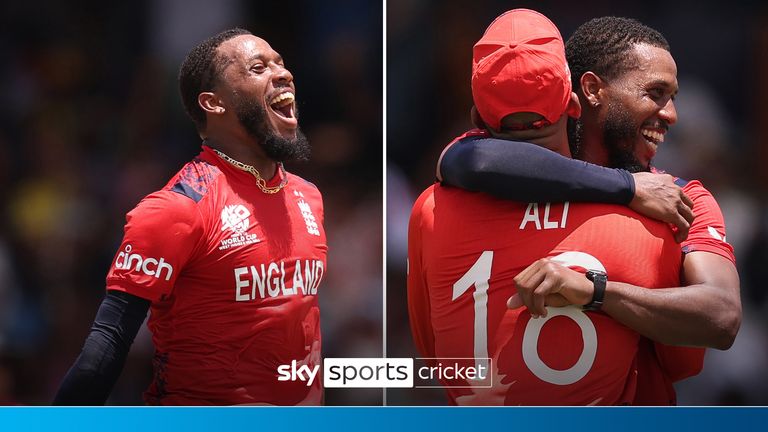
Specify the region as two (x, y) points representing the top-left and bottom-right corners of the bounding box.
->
(0, 407), (765, 432)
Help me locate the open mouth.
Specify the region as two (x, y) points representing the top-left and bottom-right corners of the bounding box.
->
(269, 92), (296, 121)
(640, 128), (664, 154)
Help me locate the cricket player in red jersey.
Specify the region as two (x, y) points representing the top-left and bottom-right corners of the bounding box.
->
(54, 28), (326, 405)
(408, 9), (683, 405)
(437, 17), (741, 405)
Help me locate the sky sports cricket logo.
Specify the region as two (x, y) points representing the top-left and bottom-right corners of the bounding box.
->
(276, 358), (492, 388)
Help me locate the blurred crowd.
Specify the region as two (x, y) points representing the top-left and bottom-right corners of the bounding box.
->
(387, 0), (768, 405)
(0, 0), (382, 405)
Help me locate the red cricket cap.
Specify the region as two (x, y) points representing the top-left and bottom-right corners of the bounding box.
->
(472, 9), (572, 131)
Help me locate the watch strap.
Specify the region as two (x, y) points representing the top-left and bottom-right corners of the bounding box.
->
(583, 270), (607, 311)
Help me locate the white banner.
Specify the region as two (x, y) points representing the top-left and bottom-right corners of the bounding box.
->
(323, 358), (414, 388)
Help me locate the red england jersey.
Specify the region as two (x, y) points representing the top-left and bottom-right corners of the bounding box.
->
(106, 145), (327, 405)
(408, 184), (681, 405)
(633, 175), (735, 405)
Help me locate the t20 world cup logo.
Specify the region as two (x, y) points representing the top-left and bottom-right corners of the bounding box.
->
(221, 204), (251, 235)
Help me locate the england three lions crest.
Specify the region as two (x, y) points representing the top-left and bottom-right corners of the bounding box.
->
(294, 191), (320, 236)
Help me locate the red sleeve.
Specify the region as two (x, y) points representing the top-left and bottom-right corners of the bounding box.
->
(681, 181), (735, 264)
(407, 188), (437, 360)
(106, 190), (205, 301)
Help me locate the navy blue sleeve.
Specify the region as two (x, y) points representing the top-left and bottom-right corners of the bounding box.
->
(53, 290), (150, 405)
(439, 136), (635, 204)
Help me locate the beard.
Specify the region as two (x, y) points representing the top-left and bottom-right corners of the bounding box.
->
(602, 101), (648, 173)
(567, 117), (582, 159)
(234, 96), (311, 162)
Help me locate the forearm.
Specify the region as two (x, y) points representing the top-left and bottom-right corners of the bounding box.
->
(53, 291), (150, 405)
(513, 253), (740, 349)
(603, 281), (740, 349)
(54, 329), (132, 405)
(440, 137), (635, 203)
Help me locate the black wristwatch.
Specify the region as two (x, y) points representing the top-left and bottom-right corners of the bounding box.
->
(583, 270), (607, 311)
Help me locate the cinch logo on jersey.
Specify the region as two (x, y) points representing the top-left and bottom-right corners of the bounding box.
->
(233, 259), (324, 301)
(219, 204), (260, 250)
(114, 244), (173, 281)
(294, 191), (320, 236)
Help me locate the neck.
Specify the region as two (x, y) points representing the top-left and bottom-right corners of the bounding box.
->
(492, 118), (571, 158)
(527, 125), (571, 158)
(204, 133), (277, 180)
(577, 114), (610, 166)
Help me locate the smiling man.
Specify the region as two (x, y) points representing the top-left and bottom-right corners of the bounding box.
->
(438, 17), (741, 404)
(408, 9), (687, 405)
(54, 28), (327, 405)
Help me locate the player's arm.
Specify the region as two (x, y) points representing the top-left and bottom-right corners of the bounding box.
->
(608, 184), (741, 349)
(604, 252), (740, 349)
(513, 185), (742, 351)
(53, 189), (203, 403)
(438, 136), (694, 242)
(53, 290), (150, 405)
(605, 184), (741, 349)
(510, 253), (739, 349)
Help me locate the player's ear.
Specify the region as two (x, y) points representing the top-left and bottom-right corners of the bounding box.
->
(471, 106), (486, 129)
(580, 72), (604, 109)
(199, 92), (226, 115)
(566, 91), (581, 119)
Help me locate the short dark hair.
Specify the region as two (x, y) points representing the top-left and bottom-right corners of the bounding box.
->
(565, 17), (670, 91)
(178, 28), (252, 131)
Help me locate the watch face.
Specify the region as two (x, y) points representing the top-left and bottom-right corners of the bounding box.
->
(586, 270), (607, 282)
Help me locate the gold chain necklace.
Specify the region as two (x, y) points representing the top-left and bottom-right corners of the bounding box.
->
(212, 148), (288, 194)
